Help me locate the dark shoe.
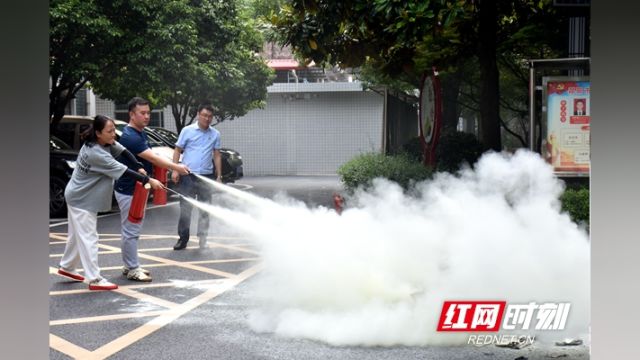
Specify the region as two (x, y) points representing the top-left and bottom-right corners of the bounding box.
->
(173, 238), (189, 250)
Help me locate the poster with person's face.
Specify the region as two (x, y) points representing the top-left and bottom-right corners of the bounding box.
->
(543, 78), (591, 175)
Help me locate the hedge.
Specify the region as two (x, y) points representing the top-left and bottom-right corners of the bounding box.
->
(560, 188), (590, 225)
(337, 152), (432, 192)
(435, 132), (485, 173)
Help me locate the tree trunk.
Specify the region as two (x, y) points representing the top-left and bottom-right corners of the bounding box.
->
(477, 0), (502, 151)
(440, 70), (463, 136)
(50, 78), (88, 132)
(170, 100), (185, 133)
(49, 86), (71, 133)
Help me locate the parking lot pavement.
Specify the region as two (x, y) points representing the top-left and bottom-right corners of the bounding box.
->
(48, 177), (339, 359)
(49, 200), (261, 359)
(234, 175), (344, 208)
(48, 177), (589, 359)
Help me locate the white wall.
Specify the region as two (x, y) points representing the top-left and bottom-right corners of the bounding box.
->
(215, 88), (384, 175)
(94, 97), (115, 118)
(91, 83), (385, 176)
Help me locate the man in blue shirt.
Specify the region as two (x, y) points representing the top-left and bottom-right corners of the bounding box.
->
(171, 104), (222, 250)
(114, 97), (190, 282)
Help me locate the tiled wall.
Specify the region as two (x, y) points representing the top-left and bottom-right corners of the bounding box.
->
(162, 108), (178, 132)
(93, 86), (385, 176)
(95, 97), (115, 118)
(215, 90), (384, 175)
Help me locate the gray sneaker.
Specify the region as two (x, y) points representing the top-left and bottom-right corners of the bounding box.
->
(122, 266), (150, 276)
(126, 268), (152, 282)
(199, 236), (207, 249)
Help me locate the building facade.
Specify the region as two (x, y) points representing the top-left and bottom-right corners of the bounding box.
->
(68, 75), (417, 176)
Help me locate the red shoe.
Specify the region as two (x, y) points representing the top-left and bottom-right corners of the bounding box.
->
(88, 278), (118, 291)
(57, 267), (85, 282)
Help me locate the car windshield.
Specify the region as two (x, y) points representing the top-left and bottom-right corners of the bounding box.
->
(143, 129), (169, 147)
(151, 127), (178, 144)
(50, 135), (72, 151)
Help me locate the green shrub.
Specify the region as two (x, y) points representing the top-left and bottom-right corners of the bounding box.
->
(560, 188), (589, 225)
(435, 131), (485, 173)
(337, 152), (432, 193)
(402, 136), (424, 162)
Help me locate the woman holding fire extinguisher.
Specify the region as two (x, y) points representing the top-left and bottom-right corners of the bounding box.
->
(57, 115), (164, 291)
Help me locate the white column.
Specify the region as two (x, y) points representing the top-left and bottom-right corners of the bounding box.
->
(87, 88), (97, 117)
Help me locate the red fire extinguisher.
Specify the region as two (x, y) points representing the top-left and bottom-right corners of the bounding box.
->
(152, 166), (168, 205)
(128, 181), (151, 224)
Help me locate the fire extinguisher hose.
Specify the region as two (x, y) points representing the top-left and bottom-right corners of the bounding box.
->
(164, 186), (186, 198)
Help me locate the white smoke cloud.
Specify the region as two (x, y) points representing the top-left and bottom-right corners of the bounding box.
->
(190, 149), (590, 346)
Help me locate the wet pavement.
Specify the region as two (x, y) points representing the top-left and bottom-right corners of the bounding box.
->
(48, 176), (590, 359)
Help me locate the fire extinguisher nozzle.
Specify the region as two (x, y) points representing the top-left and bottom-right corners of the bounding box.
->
(164, 186), (183, 198)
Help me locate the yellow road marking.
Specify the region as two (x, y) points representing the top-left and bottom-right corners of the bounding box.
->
(50, 334), (93, 359)
(49, 233), (68, 241)
(89, 264), (262, 360)
(50, 279), (237, 296)
(50, 250), (120, 258)
(51, 232), (249, 241)
(188, 257), (260, 264)
(50, 288), (104, 296)
(98, 257), (260, 272)
(50, 230), (262, 359)
(51, 246), (249, 257)
(50, 257), (259, 278)
(50, 311), (168, 326)
(113, 287), (179, 309)
(208, 241), (260, 255)
(97, 243), (238, 279)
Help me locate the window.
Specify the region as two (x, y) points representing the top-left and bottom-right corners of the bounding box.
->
(150, 112), (164, 127)
(75, 89), (87, 115)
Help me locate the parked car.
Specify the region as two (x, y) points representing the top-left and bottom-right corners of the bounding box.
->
(51, 115), (174, 161)
(147, 126), (243, 183)
(51, 116), (243, 185)
(148, 126), (178, 145)
(50, 135), (78, 218)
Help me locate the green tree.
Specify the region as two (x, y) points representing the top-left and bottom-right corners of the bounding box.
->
(50, 0), (274, 133)
(456, 1), (566, 148)
(243, 0), (287, 21)
(49, 0), (152, 129)
(269, 0), (565, 151)
(150, 0), (273, 131)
